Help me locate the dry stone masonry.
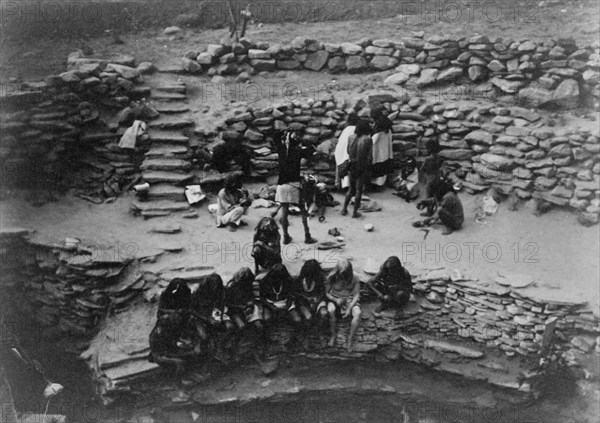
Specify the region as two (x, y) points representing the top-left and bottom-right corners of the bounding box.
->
(175, 34), (600, 110)
(1, 230), (597, 404)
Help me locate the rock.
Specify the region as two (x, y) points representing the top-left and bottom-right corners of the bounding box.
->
(251, 59), (276, 72)
(236, 72), (251, 83)
(370, 56), (399, 71)
(137, 62), (156, 74)
(327, 57), (346, 73)
(105, 63), (140, 80)
(424, 340), (484, 358)
(341, 43), (363, 55)
(384, 72), (410, 86)
(491, 77), (520, 94)
(487, 60), (506, 72)
(508, 107), (539, 122)
(416, 69), (439, 87)
(519, 85), (554, 107)
(468, 65), (485, 81)
(551, 185), (573, 199)
(571, 336), (596, 353)
(552, 79), (580, 108)
(578, 212), (599, 226)
(465, 130), (493, 145)
(363, 223), (374, 232)
(244, 129), (263, 142)
(518, 40), (537, 51)
(480, 153), (515, 170)
(439, 149), (473, 160)
(277, 59), (300, 70)
(163, 26), (182, 35)
(346, 56), (368, 73)
(196, 52), (214, 65)
(247, 49), (271, 60)
(207, 44), (228, 57)
(304, 51), (329, 71)
(396, 64), (421, 75)
(182, 58), (202, 74)
(436, 66), (463, 82)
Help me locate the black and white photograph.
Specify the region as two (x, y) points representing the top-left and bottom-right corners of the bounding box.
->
(1, 1), (599, 422)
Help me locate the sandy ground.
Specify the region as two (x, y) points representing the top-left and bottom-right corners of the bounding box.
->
(2, 185), (599, 310)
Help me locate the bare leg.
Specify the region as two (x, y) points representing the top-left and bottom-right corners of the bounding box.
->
(342, 175), (356, 216)
(298, 201), (316, 244)
(347, 305), (361, 352)
(280, 204), (291, 244)
(352, 174), (364, 218)
(327, 302), (337, 347)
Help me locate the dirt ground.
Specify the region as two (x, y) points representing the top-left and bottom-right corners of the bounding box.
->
(2, 184), (598, 310)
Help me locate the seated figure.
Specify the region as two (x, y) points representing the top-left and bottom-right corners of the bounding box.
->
(251, 217), (282, 274)
(367, 256), (413, 314)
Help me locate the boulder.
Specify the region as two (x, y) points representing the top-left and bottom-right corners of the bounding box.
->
(248, 49), (271, 60)
(468, 65), (485, 81)
(196, 52), (214, 65)
(304, 51), (329, 71)
(439, 149), (473, 160)
(207, 44), (229, 57)
(491, 77), (520, 94)
(105, 63), (140, 80)
(551, 79), (580, 108)
(519, 85), (553, 107)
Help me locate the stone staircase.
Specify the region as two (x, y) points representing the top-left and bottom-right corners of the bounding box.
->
(132, 80), (197, 218)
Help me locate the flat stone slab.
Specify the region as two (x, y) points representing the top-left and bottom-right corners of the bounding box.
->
(150, 92), (187, 101)
(132, 200), (191, 212)
(154, 104), (190, 114)
(148, 117), (193, 129)
(154, 84), (186, 94)
(495, 272), (536, 288)
(142, 171), (193, 184)
(147, 184), (186, 201)
(141, 158), (192, 171)
(148, 130), (190, 144)
(145, 145), (190, 158)
(424, 340), (484, 358)
(149, 224), (182, 234)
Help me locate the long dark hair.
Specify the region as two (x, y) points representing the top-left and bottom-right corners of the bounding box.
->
(378, 256), (404, 282)
(224, 173), (241, 192)
(159, 278), (191, 311)
(192, 273), (224, 310)
(355, 119), (372, 137)
(229, 267), (255, 288)
(298, 259), (325, 286)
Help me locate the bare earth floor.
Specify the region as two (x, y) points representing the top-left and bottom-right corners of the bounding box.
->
(2, 186), (599, 310)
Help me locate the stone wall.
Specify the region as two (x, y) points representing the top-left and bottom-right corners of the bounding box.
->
(1, 229), (598, 403)
(0, 52), (153, 193)
(181, 34), (600, 109)
(211, 93), (600, 221)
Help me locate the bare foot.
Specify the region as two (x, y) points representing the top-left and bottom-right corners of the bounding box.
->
(351, 211), (361, 218)
(442, 227), (454, 235)
(228, 224), (237, 232)
(340, 209), (347, 216)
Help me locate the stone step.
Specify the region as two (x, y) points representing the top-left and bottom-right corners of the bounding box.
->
(148, 130), (189, 144)
(150, 91), (186, 101)
(147, 184), (186, 201)
(154, 104), (190, 114)
(142, 170), (194, 185)
(81, 132), (119, 143)
(155, 84), (186, 94)
(148, 117), (194, 130)
(141, 158), (192, 171)
(156, 64), (186, 75)
(145, 145), (190, 158)
(132, 200), (191, 213)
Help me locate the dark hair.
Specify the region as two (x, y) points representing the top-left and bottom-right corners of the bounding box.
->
(159, 278), (191, 311)
(298, 259), (325, 285)
(355, 119), (372, 137)
(264, 263), (292, 282)
(230, 267), (255, 287)
(255, 217), (279, 237)
(224, 173), (241, 191)
(426, 139), (441, 155)
(347, 112), (360, 126)
(373, 116), (393, 134)
(370, 105), (387, 120)
(431, 177), (455, 201)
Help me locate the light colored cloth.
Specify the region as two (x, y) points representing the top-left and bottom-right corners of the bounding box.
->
(371, 130), (394, 186)
(216, 188), (244, 226)
(118, 120), (146, 149)
(275, 183), (301, 204)
(335, 126), (355, 189)
(217, 206), (244, 226)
